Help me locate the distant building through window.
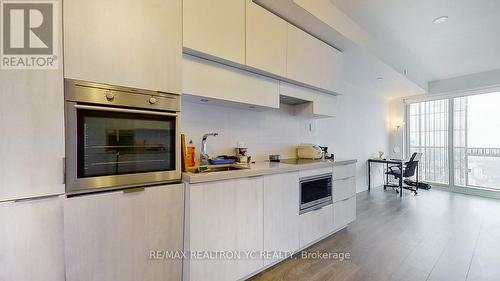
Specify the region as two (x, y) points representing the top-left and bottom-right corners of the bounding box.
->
(407, 91), (500, 191)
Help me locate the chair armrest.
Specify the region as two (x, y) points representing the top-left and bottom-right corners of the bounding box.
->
(388, 166), (399, 172)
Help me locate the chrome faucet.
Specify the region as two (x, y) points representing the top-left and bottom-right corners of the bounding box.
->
(200, 133), (218, 165)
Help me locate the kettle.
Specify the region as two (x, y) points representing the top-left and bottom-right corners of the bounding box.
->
(297, 143), (324, 159)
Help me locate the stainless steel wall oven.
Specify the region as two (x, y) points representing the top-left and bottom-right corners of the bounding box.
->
(300, 173), (333, 214)
(65, 79), (181, 194)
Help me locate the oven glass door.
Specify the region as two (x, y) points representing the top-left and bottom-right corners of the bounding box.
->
(77, 109), (176, 178)
(300, 175), (332, 211)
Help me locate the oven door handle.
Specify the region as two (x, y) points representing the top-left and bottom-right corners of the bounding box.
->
(74, 104), (178, 117)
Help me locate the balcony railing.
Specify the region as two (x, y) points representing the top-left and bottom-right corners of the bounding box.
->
(467, 147), (500, 157)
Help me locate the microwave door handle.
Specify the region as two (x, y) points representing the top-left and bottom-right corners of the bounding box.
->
(73, 104), (178, 117)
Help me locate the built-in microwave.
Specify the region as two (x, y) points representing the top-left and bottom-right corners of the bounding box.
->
(300, 173), (333, 214)
(64, 79), (181, 194)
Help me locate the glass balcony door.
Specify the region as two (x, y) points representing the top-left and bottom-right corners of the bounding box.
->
(408, 100), (450, 185)
(407, 91), (500, 192)
(454, 92), (500, 190)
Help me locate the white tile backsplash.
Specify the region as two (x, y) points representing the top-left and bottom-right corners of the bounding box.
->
(181, 101), (317, 162)
(181, 82), (390, 193)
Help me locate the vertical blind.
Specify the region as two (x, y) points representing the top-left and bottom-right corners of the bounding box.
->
(408, 100), (449, 184)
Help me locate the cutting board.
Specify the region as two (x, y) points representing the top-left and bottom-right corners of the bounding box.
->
(181, 134), (189, 172)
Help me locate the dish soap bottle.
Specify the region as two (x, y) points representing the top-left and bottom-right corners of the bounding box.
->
(187, 139), (196, 167)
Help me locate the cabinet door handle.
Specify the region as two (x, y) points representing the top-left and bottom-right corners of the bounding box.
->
(334, 176), (353, 182)
(312, 206), (324, 212)
(123, 187), (145, 194)
(14, 194), (61, 203)
(62, 157), (66, 184)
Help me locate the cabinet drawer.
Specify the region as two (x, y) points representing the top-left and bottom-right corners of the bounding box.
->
(333, 196), (356, 230)
(333, 164), (355, 180)
(333, 177), (355, 202)
(299, 167), (333, 179)
(299, 204), (334, 247)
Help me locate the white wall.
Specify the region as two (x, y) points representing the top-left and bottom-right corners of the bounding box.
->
(316, 83), (388, 192)
(387, 97), (406, 160)
(181, 83), (389, 193)
(181, 102), (317, 162)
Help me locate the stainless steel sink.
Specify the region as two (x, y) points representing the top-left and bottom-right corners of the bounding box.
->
(189, 164), (250, 174)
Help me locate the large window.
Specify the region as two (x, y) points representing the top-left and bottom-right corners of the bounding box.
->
(408, 100), (449, 184)
(454, 93), (500, 190)
(407, 91), (500, 191)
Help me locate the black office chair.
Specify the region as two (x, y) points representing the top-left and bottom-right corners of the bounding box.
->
(384, 152), (422, 195)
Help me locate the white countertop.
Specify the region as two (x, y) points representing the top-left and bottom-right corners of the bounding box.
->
(182, 159), (357, 184)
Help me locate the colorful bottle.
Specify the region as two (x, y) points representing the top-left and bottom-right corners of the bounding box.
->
(187, 140), (196, 167)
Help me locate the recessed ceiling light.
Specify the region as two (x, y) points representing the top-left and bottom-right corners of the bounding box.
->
(376, 77), (384, 81)
(433, 16), (448, 24)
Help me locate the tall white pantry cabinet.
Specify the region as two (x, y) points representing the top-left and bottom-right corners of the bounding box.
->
(0, 0), (65, 280)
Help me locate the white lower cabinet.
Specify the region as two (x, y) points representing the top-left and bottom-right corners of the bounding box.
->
(263, 172), (300, 265)
(0, 196), (65, 281)
(299, 204), (334, 247)
(332, 164), (357, 230)
(183, 164), (357, 280)
(333, 177), (356, 202)
(333, 196), (356, 231)
(64, 184), (184, 281)
(333, 163), (356, 180)
(185, 177), (264, 281)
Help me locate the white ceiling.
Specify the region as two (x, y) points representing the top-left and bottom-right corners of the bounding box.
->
(256, 0), (427, 98)
(329, 0), (500, 82)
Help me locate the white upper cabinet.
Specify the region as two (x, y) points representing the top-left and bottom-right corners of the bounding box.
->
(64, 0), (182, 93)
(286, 24), (323, 89)
(183, 54), (280, 109)
(318, 41), (344, 93)
(280, 82), (337, 118)
(286, 24), (343, 94)
(0, 0), (64, 201)
(0, 72), (65, 201)
(279, 81), (314, 102)
(245, 0), (287, 77)
(313, 91), (338, 118)
(182, 0), (343, 97)
(183, 0), (245, 64)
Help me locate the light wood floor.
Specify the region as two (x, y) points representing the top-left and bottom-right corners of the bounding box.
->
(249, 187), (500, 281)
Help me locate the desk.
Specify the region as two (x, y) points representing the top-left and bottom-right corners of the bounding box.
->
(368, 158), (404, 197)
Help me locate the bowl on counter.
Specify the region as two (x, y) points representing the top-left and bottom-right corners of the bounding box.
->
(269, 154), (281, 162)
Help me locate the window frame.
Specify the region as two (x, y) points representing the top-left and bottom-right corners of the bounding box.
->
(404, 89), (500, 195)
